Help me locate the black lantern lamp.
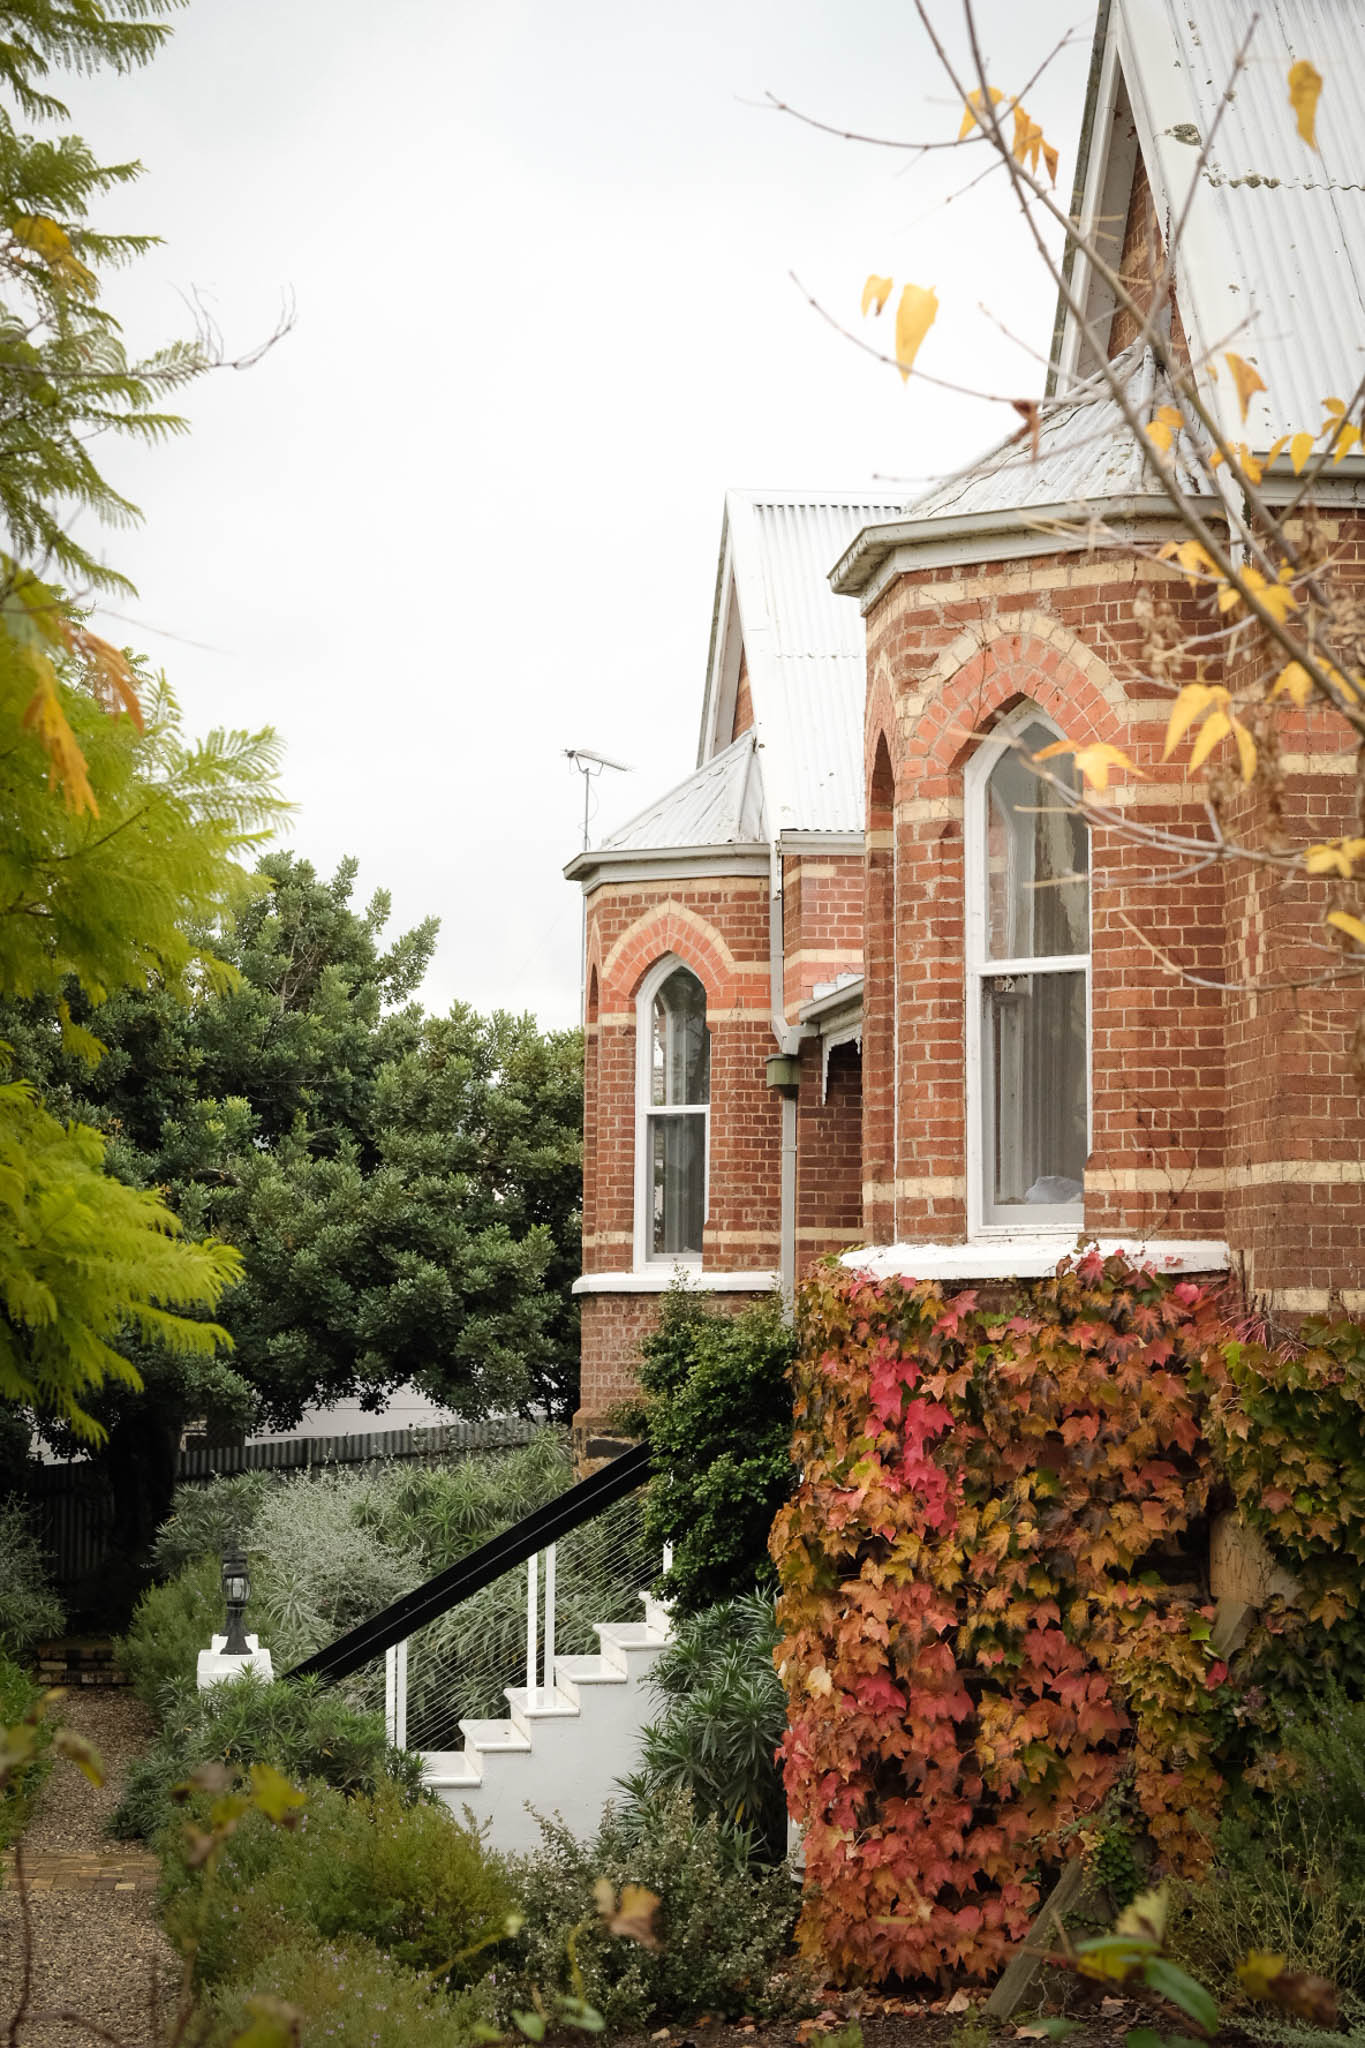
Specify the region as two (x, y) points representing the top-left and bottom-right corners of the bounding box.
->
(221, 1544), (252, 1656)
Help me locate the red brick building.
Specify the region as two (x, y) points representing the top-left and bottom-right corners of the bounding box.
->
(567, 0), (1365, 1444)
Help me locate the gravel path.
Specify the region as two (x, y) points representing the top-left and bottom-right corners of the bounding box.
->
(0, 1688), (181, 2046)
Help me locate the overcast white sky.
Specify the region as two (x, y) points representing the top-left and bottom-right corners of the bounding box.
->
(65, 0), (1090, 1030)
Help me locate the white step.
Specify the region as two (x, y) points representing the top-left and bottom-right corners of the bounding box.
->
(457, 1718), (532, 1754)
(423, 1748), (482, 1790)
(424, 1590), (673, 1855)
(554, 1654), (626, 1706)
(596, 1620), (666, 1675)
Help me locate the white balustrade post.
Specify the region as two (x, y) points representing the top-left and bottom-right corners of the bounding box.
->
(526, 1550), (538, 1705)
(543, 1543), (556, 1701)
(384, 1638), (408, 1750)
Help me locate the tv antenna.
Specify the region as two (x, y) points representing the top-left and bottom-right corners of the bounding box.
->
(564, 747), (630, 852)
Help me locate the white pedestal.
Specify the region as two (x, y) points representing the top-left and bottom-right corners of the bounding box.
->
(196, 1632), (274, 1690)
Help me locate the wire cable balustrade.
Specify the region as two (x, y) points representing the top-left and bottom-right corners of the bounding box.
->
(285, 1443), (658, 1761)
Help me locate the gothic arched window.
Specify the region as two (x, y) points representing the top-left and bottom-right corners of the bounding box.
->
(635, 959), (710, 1261)
(964, 704), (1090, 1234)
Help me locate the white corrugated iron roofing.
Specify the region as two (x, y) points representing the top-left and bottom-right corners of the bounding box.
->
(705, 491), (902, 837)
(1072, 0), (1365, 445)
(903, 345), (1205, 525)
(598, 732), (765, 852)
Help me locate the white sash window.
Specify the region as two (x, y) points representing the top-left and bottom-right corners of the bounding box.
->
(635, 959), (710, 1262)
(964, 706), (1090, 1236)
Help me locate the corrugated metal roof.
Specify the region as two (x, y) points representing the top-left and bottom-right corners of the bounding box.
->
(721, 491), (902, 836)
(1115, 0), (1365, 444)
(904, 345), (1206, 524)
(598, 732), (766, 852)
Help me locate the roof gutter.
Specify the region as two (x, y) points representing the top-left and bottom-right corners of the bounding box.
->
(563, 838), (769, 885)
(829, 491), (1198, 601)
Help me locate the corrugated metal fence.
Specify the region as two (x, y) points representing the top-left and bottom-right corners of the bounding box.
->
(23, 1417), (540, 1593)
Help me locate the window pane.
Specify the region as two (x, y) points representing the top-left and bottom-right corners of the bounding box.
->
(649, 1113), (706, 1256)
(984, 969), (1087, 1209)
(985, 720), (1089, 959)
(650, 968), (709, 1105)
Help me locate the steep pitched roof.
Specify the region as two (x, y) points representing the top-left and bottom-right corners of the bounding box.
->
(698, 491), (902, 838)
(1060, 0), (1365, 447)
(594, 732), (766, 853)
(902, 344), (1205, 527)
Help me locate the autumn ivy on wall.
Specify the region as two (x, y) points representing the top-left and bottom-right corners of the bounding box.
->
(772, 1253), (1233, 1984)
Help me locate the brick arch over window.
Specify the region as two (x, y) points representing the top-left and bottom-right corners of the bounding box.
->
(907, 624), (1125, 786)
(599, 899), (766, 1016)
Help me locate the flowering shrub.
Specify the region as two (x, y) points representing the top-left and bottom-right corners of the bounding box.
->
(773, 1252), (1232, 1983)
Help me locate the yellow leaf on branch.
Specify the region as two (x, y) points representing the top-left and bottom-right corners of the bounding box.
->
(1327, 910), (1365, 947)
(1225, 352), (1267, 421)
(1159, 537), (1221, 586)
(1288, 58), (1323, 149)
(1010, 105), (1058, 182)
(1220, 565), (1299, 623)
(1164, 682), (1227, 758)
(862, 274), (893, 318)
(958, 85), (1003, 140)
(1289, 430), (1316, 474)
(1144, 404), (1183, 454)
(1033, 736), (1141, 792)
(9, 212), (96, 295)
(894, 282), (938, 382)
(1332, 420), (1360, 463)
(1189, 708), (1232, 771)
(21, 668), (97, 815)
(1305, 838), (1365, 877)
(1271, 661), (1314, 708)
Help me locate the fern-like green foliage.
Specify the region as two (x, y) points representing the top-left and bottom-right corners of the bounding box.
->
(0, 2), (199, 596)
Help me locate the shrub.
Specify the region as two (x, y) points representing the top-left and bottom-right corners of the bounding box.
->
(248, 1470), (421, 1668)
(162, 1779), (514, 1990)
(504, 1788), (802, 2033)
(0, 1497), (64, 1659)
(150, 1471), (272, 1577)
(1175, 1687), (1365, 2004)
(639, 1289), (796, 1615)
(0, 1652), (50, 1848)
(357, 1429), (574, 1571)
(110, 1668), (422, 1840)
(117, 1554), (222, 1715)
(622, 1596), (788, 1860)
(202, 1935), (482, 2048)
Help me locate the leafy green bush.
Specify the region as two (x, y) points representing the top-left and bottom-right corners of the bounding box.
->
(0, 1497), (63, 1659)
(117, 1554), (222, 1715)
(639, 1289), (796, 1614)
(109, 1670), (422, 1840)
(504, 1789), (802, 2032)
(150, 1472), (271, 1578)
(357, 1430), (574, 1571)
(0, 1653), (50, 1848)
(203, 1935), (484, 2048)
(248, 1471), (421, 1667)
(162, 1779), (514, 1990)
(622, 1596), (788, 1861)
(1175, 1686), (1365, 2002)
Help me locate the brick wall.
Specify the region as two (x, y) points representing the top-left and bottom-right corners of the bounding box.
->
(577, 873), (781, 1426)
(863, 522), (1365, 1313)
(732, 654), (754, 740)
(782, 851), (863, 1016)
(797, 1037), (864, 1267)
(864, 552), (1228, 1250)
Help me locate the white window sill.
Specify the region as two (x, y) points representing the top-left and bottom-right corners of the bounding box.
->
(572, 1268), (780, 1296)
(841, 1238), (1231, 1283)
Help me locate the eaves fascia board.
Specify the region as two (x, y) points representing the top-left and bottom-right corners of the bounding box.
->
(777, 829), (864, 855)
(563, 841), (771, 887)
(797, 975), (865, 1031)
(830, 495), (1207, 611)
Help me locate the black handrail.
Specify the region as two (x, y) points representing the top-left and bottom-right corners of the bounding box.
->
(284, 1439), (653, 1688)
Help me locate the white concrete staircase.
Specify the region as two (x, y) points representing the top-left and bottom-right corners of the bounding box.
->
(424, 1593), (670, 1853)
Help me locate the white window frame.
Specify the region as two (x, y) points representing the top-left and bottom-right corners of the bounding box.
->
(963, 702), (1091, 1241)
(634, 954), (710, 1266)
